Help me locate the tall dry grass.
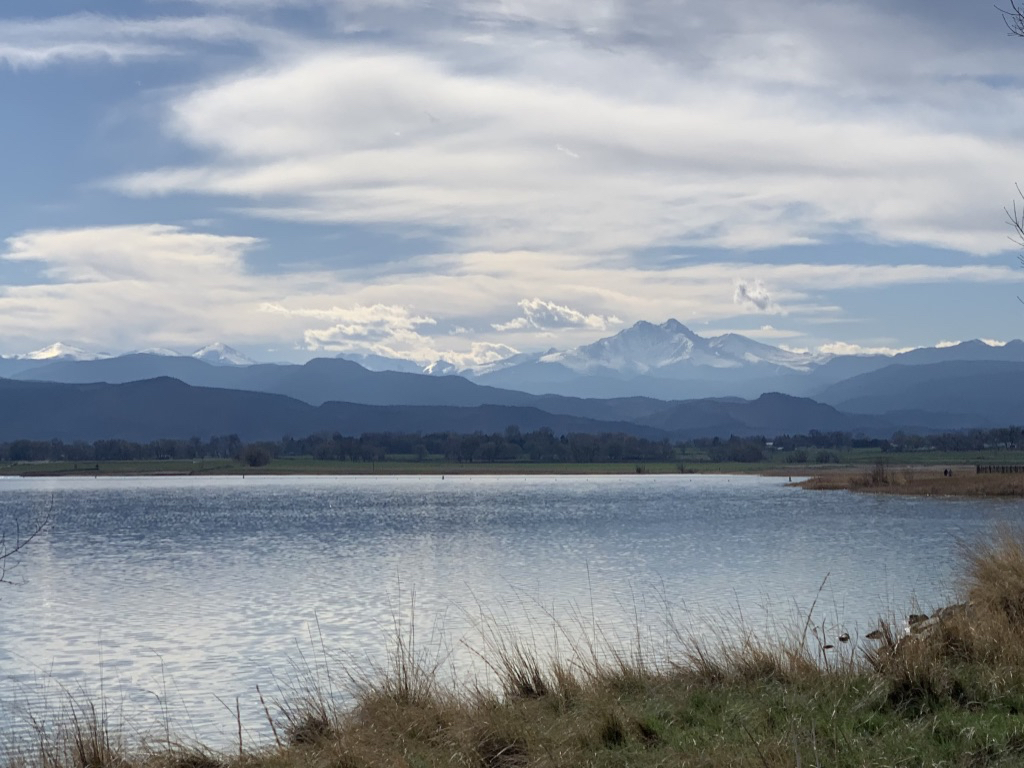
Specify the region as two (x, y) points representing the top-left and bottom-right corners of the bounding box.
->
(801, 465), (1024, 497)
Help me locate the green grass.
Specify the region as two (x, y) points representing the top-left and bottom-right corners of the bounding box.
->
(0, 459), (242, 477)
(0, 458), (689, 477)
(5, 447), (1024, 478)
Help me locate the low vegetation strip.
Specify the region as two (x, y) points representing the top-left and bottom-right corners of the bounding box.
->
(799, 464), (1024, 497)
(9, 529), (1024, 767)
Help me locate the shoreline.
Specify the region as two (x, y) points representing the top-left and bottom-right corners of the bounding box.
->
(793, 464), (1024, 498)
(0, 460), (691, 478)
(2, 459), (1022, 497)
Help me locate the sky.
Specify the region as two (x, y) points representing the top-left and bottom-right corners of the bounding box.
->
(2, 0), (1024, 365)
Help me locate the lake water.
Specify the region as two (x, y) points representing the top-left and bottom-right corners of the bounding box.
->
(0, 474), (1019, 749)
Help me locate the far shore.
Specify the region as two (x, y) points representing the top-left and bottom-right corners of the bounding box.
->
(0, 459), (691, 479)
(3, 457), (1023, 497)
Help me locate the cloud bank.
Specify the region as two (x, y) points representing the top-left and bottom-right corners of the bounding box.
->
(1, 0), (1022, 359)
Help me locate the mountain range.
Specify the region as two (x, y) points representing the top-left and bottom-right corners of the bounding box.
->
(0, 377), (977, 444)
(2, 320), (1022, 442)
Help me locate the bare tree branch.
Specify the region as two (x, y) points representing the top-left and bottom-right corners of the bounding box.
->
(1007, 186), (1024, 304)
(1006, 184), (1024, 247)
(0, 503), (51, 586)
(999, 0), (1024, 37)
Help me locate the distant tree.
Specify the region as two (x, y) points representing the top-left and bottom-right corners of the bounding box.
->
(242, 444), (272, 467)
(709, 436), (765, 463)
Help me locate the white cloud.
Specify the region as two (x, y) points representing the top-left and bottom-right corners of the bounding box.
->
(110, 9), (1024, 257)
(264, 302), (440, 359)
(2, 223), (1023, 361)
(493, 298), (614, 332)
(260, 303), (520, 366)
(3, 224), (256, 282)
(818, 341), (915, 357)
(711, 325), (805, 340)
(937, 338), (1010, 348)
(6, 219), (1020, 355)
(0, 13), (284, 69)
(1, 0), (1020, 360)
(443, 342), (521, 369)
(0, 225), (274, 349)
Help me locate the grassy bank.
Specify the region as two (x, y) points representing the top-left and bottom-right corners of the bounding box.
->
(0, 459), (690, 477)
(7, 456), (1024, 499)
(5, 447), (1024, 483)
(799, 464), (1024, 497)
(10, 530), (1024, 767)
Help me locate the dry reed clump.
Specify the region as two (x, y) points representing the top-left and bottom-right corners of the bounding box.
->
(800, 465), (1024, 497)
(962, 526), (1024, 624)
(861, 526), (1024, 713)
(848, 461), (920, 490)
(144, 747), (224, 768)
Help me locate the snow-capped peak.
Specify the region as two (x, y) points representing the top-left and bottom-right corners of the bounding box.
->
(545, 319), (725, 374)
(191, 343), (255, 366)
(534, 320), (825, 376)
(706, 334), (828, 371)
(21, 342), (111, 361)
(424, 359), (460, 376)
(134, 347), (183, 357)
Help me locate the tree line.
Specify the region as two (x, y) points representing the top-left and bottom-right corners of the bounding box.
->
(0, 429), (678, 466)
(1, 425), (1021, 466)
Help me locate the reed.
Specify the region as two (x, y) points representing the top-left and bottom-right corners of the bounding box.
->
(801, 465), (1024, 496)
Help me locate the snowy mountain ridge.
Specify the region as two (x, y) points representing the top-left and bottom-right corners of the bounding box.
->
(540, 319), (827, 375)
(191, 343), (255, 366)
(19, 342), (112, 362)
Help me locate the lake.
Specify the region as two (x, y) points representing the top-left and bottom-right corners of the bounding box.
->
(0, 474), (1018, 749)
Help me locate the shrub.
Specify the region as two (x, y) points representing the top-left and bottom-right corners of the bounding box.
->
(241, 444), (272, 467)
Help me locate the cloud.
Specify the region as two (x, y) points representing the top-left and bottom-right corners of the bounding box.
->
(3, 224), (257, 282)
(818, 341), (916, 357)
(493, 298), (615, 332)
(4, 0), (1023, 359)
(443, 342), (521, 369)
(261, 303), (520, 366)
(733, 280), (780, 314)
(264, 302), (440, 358)
(937, 338), (1009, 348)
(4, 220), (1020, 358)
(711, 325), (805, 340)
(0, 13), (283, 69)
(0, 225), (273, 349)
(109, 3), (1024, 257)
(778, 344), (810, 355)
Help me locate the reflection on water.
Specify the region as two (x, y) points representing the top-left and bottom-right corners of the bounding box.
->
(0, 474), (1016, 747)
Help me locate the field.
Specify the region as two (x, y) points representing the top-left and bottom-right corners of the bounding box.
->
(5, 447), (1024, 480)
(0, 458), (689, 477)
